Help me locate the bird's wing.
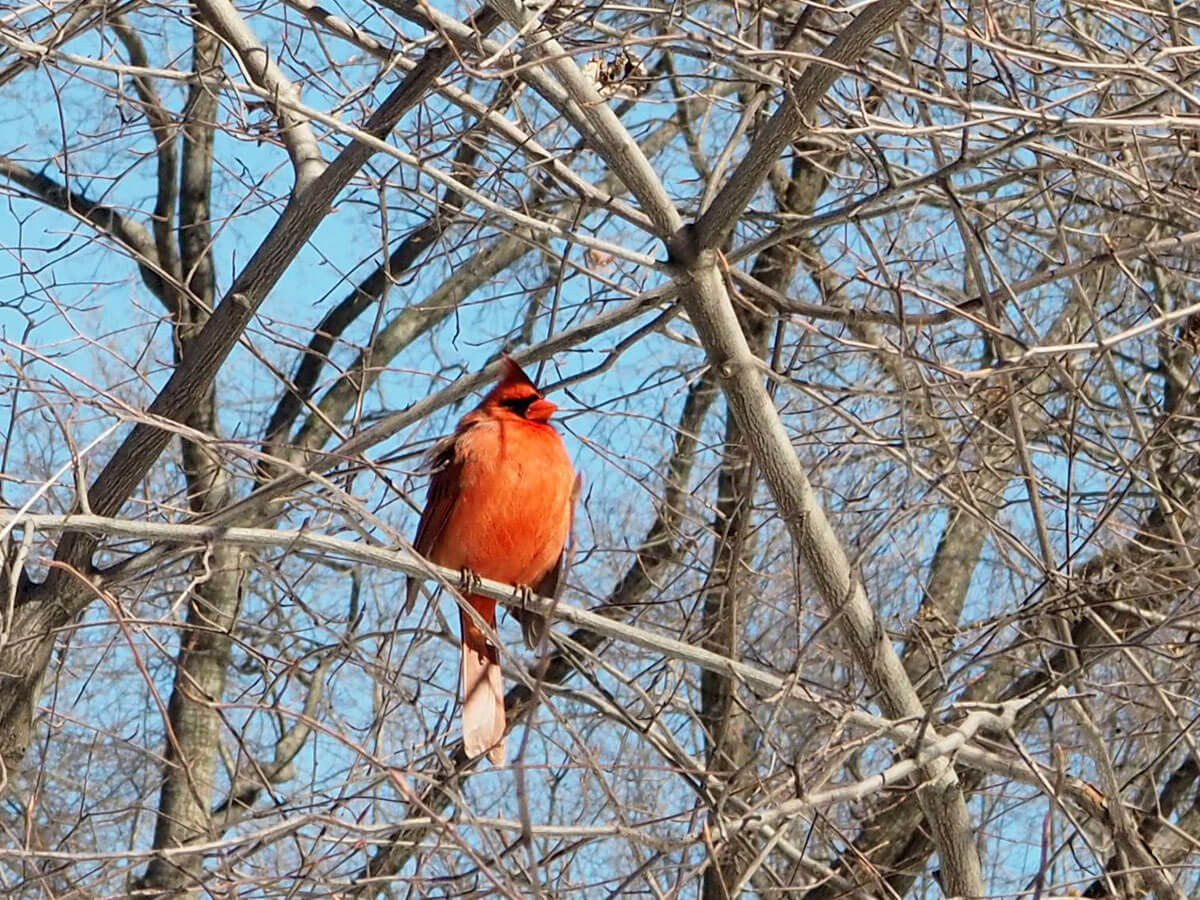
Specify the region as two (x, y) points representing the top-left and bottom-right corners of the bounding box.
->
(404, 431), (464, 613)
(522, 472), (583, 647)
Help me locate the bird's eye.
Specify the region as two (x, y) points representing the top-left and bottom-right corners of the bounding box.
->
(501, 395), (537, 415)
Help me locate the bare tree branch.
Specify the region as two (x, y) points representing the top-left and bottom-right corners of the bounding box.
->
(0, 155), (172, 304)
(194, 0), (326, 189)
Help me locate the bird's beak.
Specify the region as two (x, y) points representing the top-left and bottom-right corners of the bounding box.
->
(525, 398), (557, 422)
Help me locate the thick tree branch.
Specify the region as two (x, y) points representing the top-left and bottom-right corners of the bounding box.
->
(675, 255), (985, 897)
(701, 151), (818, 898)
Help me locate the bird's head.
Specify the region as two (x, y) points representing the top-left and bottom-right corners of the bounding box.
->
(483, 355), (558, 423)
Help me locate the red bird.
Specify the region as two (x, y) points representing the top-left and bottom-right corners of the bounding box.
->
(406, 356), (578, 764)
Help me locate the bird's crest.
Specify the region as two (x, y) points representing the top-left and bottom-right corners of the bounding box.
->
(485, 354), (542, 404)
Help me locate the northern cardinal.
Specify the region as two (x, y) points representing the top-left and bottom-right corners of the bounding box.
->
(406, 356), (578, 764)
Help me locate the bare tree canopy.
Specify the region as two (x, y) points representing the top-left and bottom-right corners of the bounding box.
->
(1, 0), (1200, 896)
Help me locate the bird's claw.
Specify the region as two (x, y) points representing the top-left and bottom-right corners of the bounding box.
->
(511, 583), (535, 613)
(458, 567), (482, 595)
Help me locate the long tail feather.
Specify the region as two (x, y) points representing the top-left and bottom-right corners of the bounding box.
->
(459, 598), (506, 764)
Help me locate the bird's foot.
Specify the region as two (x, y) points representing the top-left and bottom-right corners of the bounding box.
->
(458, 567), (482, 595)
(511, 582), (536, 613)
